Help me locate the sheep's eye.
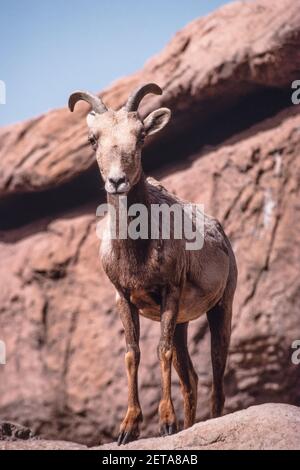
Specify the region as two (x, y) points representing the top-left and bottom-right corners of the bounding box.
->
(88, 134), (98, 149)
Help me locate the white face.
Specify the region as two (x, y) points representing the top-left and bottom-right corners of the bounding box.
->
(86, 107), (171, 195)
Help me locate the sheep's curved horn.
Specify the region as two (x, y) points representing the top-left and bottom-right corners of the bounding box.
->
(68, 91), (107, 114)
(125, 83), (162, 112)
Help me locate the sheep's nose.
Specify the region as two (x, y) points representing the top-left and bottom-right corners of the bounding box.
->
(108, 176), (126, 188)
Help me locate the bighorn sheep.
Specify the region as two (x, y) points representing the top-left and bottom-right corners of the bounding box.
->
(69, 83), (238, 445)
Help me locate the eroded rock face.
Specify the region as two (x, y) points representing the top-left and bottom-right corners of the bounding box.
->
(0, 0), (300, 446)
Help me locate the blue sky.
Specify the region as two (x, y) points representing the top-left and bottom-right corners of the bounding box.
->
(0, 0), (231, 127)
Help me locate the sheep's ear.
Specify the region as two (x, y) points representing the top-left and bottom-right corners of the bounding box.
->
(143, 108), (171, 136)
(86, 111), (97, 128)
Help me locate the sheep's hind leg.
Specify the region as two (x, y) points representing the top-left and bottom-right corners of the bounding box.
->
(172, 322), (198, 429)
(206, 295), (232, 418)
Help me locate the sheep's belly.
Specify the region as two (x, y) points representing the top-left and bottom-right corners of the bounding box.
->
(130, 285), (217, 323)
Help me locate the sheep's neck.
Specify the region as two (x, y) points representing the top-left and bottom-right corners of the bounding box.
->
(107, 173), (151, 261)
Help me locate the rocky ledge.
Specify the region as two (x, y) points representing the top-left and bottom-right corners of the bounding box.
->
(1, 404), (299, 450)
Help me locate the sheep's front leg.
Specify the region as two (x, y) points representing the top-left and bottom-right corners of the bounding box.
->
(117, 292), (142, 445)
(158, 286), (180, 436)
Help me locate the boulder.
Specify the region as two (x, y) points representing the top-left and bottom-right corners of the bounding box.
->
(98, 403), (300, 450)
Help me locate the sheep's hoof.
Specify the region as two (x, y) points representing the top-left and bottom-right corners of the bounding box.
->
(117, 429), (139, 446)
(159, 422), (177, 437)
